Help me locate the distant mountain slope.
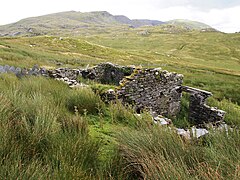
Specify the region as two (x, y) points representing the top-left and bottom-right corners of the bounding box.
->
(166, 19), (212, 30)
(0, 11), (163, 36)
(0, 11), (214, 37)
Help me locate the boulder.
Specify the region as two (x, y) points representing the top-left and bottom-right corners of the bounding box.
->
(0, 65), (6, 73)
(4, 65), (10, 72)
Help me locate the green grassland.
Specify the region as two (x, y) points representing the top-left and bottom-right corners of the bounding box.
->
(0, 24), (240, 179)
(0, 74), (239, 179)
(1, 30), (240, 105)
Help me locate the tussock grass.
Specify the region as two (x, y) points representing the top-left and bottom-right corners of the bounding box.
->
(111, 125), (240, 179)
(0, 69), (239, 179)
(0, 75), (104, 179)
(109, 101), (138, 125)
(66, 87), (105, 115)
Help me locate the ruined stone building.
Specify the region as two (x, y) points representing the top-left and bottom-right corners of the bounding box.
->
(0, 63), (226, 125)
(82, 63), (225, 125)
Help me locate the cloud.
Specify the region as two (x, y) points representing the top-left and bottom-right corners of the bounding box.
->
(142, 5), (240, 33)
(197, 6), (240, 33)
(145, 0), (239, 10)
(0, 0), (239, 33)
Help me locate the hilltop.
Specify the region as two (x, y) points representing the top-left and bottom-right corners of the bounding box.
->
(0, 11), (214, 37)
(0, 11), (163, 36)
(166, 19), (212, 30)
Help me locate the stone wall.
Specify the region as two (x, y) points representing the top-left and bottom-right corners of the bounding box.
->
(181, 86), (226, 125)
(81, 62), (134, 85)
(0, 64), (48, 77)
(0, 65), (82, 88)
(48, 68), (80, 80)
(48, 68), (83, 87)
(117, 68), (184, 116)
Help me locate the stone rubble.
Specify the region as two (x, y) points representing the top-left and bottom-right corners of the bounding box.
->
(48, 68), (84, 88)
(176, 127), (209, 140)
(153, 115), (172, 125)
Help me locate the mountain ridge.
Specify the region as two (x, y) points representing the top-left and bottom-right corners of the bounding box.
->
(0, 11), (215, 37)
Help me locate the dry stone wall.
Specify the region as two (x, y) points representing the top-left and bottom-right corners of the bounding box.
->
(81, 62), (134, 85)
(117, 68), (184, 116)
(0, 65), (83, 87)
(48, 68), (81, 80)
(0, 64), (48, 77)
(181, 86), (226, 125)
(48, 68), (82, 87)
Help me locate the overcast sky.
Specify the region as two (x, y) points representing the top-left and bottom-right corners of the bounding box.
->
(0, 0), (239, 33)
